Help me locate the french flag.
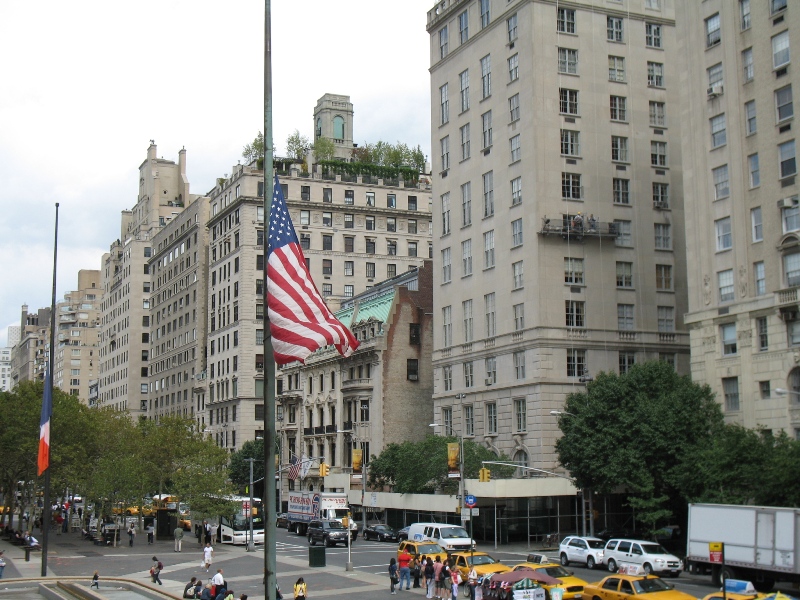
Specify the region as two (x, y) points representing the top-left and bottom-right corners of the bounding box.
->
(38, 374), (52, 476)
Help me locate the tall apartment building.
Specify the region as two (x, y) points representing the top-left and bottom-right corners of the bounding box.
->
(277, 262), (434, 496)
(147, 194), (210, 422)
(53, 269), (101, 402)
(426, 0), (689, 470)
(204, 149), (432, 453)
(0, 347), (11, 392)
(98, 143), (195, 415)
(679, 0), (800, 436)
(11, 305), (51, 386)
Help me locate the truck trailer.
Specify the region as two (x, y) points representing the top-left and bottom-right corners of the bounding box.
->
(287, 491), (351, 536)
(686, 503), (800, 591)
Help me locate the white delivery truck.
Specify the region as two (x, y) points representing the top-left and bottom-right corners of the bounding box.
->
(287, 492), (353, 536)
(685, 503), (800, 592)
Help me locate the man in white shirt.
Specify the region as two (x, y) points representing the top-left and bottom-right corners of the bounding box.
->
(211, 568), (225, 587)
(202, 542), (214, 572)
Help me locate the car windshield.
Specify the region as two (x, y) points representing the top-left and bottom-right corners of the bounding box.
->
(326, 522), (345, 530)
(588, 540), (605, 549)
(537, 566), (570, 578)
(633, 578), (671, 594)
(640, 545), (670, 555)
(418, 544), (444, 554)
(441, 527), (470, 539)
(470, 555), (497, 566)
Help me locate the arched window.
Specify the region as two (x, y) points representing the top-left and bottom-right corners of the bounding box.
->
(513, 450), (529, 477)
(789, 367), (800, 398)
(333, 116), (345, 141)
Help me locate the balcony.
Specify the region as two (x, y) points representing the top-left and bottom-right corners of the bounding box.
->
(539, 216), (620, 242)
(314, 426), (324, 435)
(303, 427), (314, 436)
(325, 424), (337, 434)
(341, 377), (373, 392)
(618, 331), (637, 341)
(777, 287), (800, 306)
(342, 420), (353, 431)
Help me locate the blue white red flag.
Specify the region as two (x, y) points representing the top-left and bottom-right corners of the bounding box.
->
(266, 175), (359, 365)
(38, 373), (52, 476)
(288, 455), (301, 481)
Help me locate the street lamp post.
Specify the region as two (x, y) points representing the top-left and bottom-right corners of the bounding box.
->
(245, 457), (257, 552)
(550, 410), (592, 537)
(337, 425), (368, 572)
(429, 421), (466, 526)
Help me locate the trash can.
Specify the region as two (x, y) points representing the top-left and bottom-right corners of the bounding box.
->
(308, 545), (326, 567)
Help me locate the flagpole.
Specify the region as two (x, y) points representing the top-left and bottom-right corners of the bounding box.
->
(41, 202), (59, 577)
(263, 1), (277, 600)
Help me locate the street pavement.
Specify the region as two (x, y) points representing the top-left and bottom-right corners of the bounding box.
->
(1, 528), (798, 600)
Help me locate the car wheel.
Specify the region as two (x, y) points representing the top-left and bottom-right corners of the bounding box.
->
(586, 556), (595, 570)
(607, 559), (617, 572)
(308, 535), (316, 546)
(325, 536), (333, 547)
(643, 563), (653, 575)
(560, 553), (569, 567)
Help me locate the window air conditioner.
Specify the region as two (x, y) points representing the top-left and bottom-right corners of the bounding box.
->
(653, 201), (668, 209)
(778, 196), (799, 209)
(707, 84), (723, 97)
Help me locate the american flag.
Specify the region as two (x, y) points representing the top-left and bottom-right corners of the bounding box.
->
(287, 455), (301, 481)
(38, 373), (52, 476)
(266, 175), (359, 365)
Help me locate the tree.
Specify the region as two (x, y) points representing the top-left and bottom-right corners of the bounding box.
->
(242, 131), (265, 164)
(368, 436), (515, 494)
(286, 130), (310, 161)
(554, 361), (724, 534)
(229, 439), (265, 495)
(313, 136), (336, 162)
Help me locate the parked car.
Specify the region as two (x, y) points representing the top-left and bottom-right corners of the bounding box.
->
(363, 524), (399, 542)
(603, 539), (682, 576)
(307, 519), (351, 547)
(512, 563), (587, 600)
(398, 539), (448, 563)
(397, 526), (410, 541)
(583, 573), (694, 600)
(276, 513), (289, 528)
(559, 535), (606, 569)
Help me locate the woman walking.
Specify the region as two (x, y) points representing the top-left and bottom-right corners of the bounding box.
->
(293, 577), (307, 600)
(433, 556), (444, 600)
(388, 558), (399, 595)
(412, 555), (421, 588)
(128, 523), (136, 547)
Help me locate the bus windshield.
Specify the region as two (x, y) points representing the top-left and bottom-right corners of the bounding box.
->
(225, 513), (265, 531)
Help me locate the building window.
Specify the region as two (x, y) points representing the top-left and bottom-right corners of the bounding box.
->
(613, 178), (630, 205)
(345, 190), (354, 205)
(512, 260), (524, 289)
(300, 234), (311, 250)
(740, 0), (751, 30)
(386, 218), (396, 233)
(742, 48), (754, 82)
(561, 130), (580, 157)
(651, 141), (667, 167)
(611, 136), (629, 162)
(759, 381), (771, 400)
(565, 257), (584, 284)
(748, 154), (760, 187)
(366, 262), (375, 278)
(559, 88), (579, 115)
(716, 217), (732, 251)
(773, 31), (790, 69)
(616, 262), (633, 288)
(322, 234), (333, 251)
(511, 351), (526, 381)
(460, 124), (471, 161)
(408, 241), (418, 257)
(776, 86), (794, 123)
(344, 285), (354, 298)
(558, 48), (578, 75)
(780, 140), (797, 178)
(366, 238), (375, 254)
(705, 13), (721, 48)
(481, 111), (493, 148)
(509, 93), (520, 122)
(486, 402), (497, 434)
(407, 359), (419, 381)
(507, 13), (518, 42)
(656, 264), (673, 291)
(565, 300), (585, 328)
(772, 0), (788, 15)
(757, 316), (769, 351)
(657, 306), (675, 332)
(343, 214), (354, 229)
(485, 292), (496, 337)
(608, 56), (626, 82)
(485, 356), (497, 385)
(513, 397), (527, 430)
(480, 0), (490, 28)
(464, 404), (474, 436)
(442, 403), (453, 429)
(615, 220), (632, 246)
(462, 182), (472, 226)
(344, 261), (354, 277)
(439, 25), (448, 59)
(567, 349), (586, 377)
(463, 299), (473, 342)
(512, 219), (523, 247)
(647, 62), (664, 87)
(484, 230), (495, 269)
(619, 352), (636, 375)
(721, 323), (738, 355)
(440, 84), (449, 125)
(464, 362), (474, 388)
(653, 182), (669, 208)
(440, 136), (450, 172)
(557, 7), (576, 34)
(442, 248), (452, 283)
(655, 223), (672, 250)
(300, 210), (310, 225)
(508, 54), (519, 82)
(511, 177), (522, 206)
(646, 23), (662, 48)
(366, 215), (375, 231)
(607, 16), (623, 42)
(723, 377), (740, 412)
(408, 196), (417, 211)
(408, 219), (417, 234)
(713, 165), (730, 199)
(442, 305), (452, 347)
(510, 134), (521, 162)
(462, 239), (473, 276)
(480, 55), (491, 99)
(719, 269), (735, 302)
(617, 304), (634, 330)
(745, 100), (757, 134)
(610, 96), (627, 122)
(441, 192), (451, 235)
(387, 263), (396, 278)
(785, 253), (800, 287)
(754, 261), (766, 295)
(562, 173), (582, 200)
(483, 171), (494, 217)
(459, 10), (469, 44)
(322, 259), (332, 275)
(513, 303), (525, 331)
(649, 101), (666, 127)
(710, 114), (727, 148)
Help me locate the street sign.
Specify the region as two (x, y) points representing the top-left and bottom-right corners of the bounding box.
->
(471, 508), (479, 516)
(461, 507), (479, 517)
(465, 495), (477, 508)
(709, 542), (724, 564)
(242, 501), (250, 516)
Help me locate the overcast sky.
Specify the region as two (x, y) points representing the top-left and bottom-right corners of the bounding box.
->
(0, 0), (434, 348)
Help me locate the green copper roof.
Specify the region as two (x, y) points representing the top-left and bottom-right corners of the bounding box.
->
(337, 288), (396, 327)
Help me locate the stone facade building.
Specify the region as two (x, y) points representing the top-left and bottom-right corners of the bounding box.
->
(11, 305), (51, 386)
(426, 0), (689, 470)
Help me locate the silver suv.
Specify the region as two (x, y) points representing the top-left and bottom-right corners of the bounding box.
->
(307, 519), (350, 547)
(603, 539), (682, 576)
(559, 536), (606, 569)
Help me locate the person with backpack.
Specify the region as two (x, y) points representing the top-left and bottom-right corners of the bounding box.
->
(150, 556), (164, 586)
(293, 577), (307, 600)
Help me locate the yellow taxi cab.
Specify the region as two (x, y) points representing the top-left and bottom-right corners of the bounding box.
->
(700, 579), (767, 600)
(451, 551), (512, 580)
(513, 562), (588, 600)
(398, 539), (449, 563)
(111, 503), (139, 516)
(583, 570), (695, 600)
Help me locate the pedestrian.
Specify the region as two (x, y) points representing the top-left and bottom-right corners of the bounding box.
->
(398, 546), (412, 590)
(412, 555), (421, 588)
(389, 557), (399, 594)
(128, 523), (136, 547)
(196, 523), (203, 544)
(91, 571), (100, 589)
(433, 556), (444, 600)
(175, 524), (185, 552)
(0, 550), (6, 579)
(146, 522), (155, 544)
(450, 563), (461, 600)
(203, 541), (214, 572)
(293, 577), (307, 600)
(204, 521), (212, 544)
(151, 556), (164, 586)
(184, 576), (198, 598)
(467, 566), (478, 600)
(200, 584), (213, 600)
(438, 559), (451, 600)
(424, 556), (435, 599)
(194, 579), (204, 598)
(211, 568), (225, 596)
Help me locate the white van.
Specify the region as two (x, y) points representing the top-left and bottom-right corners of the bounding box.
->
(603, 539), (682, 576)
(407, 522), (475, 552)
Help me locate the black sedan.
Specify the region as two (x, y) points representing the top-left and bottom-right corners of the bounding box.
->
(363, 524), (399, 542)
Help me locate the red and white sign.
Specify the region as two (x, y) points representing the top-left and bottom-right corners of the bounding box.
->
(709, 542), (724, 564)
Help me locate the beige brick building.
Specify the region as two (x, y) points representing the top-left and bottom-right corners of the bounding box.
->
(679, 0), (800, 437)
(11, 305), (51, 386)
(54, 269), (101, 402)
(426, 0), (689, 470)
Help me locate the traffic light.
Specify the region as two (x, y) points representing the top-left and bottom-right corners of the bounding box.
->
(319, 462), (330, 477)
(479, 467), (491, 482)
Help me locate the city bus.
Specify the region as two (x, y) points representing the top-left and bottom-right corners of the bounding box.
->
(217, 495), (264, 545)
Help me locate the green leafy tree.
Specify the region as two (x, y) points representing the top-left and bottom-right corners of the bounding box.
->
(229, 439), (265, 494)
(243, 131), (265, 164)
(368, 436), (515, 494)
(313, 136), (336, 162)
(554, 361), (724, 534)
(286, 130), (310, 161)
